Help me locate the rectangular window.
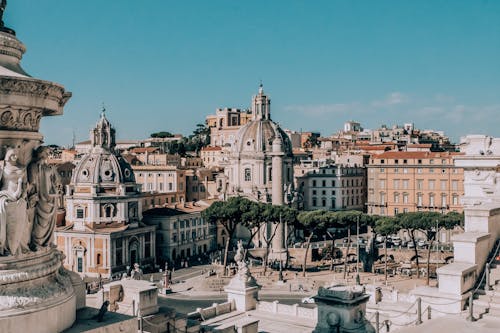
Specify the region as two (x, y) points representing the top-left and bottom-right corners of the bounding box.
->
(429, 180), (435, 190)
(452, 180), (458, 191)
(441, 195), (447, 207)
(394, 179), (400, 189)
(77, 257), (83, 273)
(403, 179), (409, 189)
(403, 193), (409, 204)
(417, 194), (423, 206)
(76, 208), (84, 219)
(168, 182), (173, 191)
(417, 179), (423, 190)
(440, 180), (447, 191)
(394, 168), (399, 173)
(394, 208), (399, 215)
(429, 195), (435, 207)
(380, 168), (385, 173)
(331, 180), (336, 187)
(452, 195), (459, 205)
(403, 168), (408, 174)
(380, 180), (385, 188)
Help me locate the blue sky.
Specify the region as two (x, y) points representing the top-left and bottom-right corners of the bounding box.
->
(5, 1), (500, 146)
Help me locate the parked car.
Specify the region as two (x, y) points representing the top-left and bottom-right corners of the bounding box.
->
(391, 236), (402, 247)
(302, 297), (315, 304)
(417, 239), (428, 248)
(407, 241), (415, 248)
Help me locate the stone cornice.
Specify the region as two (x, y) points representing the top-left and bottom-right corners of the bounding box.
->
(0, 76), (72, 117)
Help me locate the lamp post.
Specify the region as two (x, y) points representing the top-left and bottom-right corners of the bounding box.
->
(435, 219), (440, 270)
(356, 215), (360, 285)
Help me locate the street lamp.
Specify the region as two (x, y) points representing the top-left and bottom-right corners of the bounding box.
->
(435, 219), (440, 270)
(356, 215), (360, 285)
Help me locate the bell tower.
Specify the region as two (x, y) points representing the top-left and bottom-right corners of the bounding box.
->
(91, 107), (116, 151)
(251, 83), (271, 120)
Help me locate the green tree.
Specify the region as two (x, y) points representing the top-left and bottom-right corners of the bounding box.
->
(334, 211), (372, 279)
(296, 210), (345, 277)
(398, 211), (462, 283)
(374, 216), (399, 285)
(150, 131), (174, 138)
(202, 197), (248, 270)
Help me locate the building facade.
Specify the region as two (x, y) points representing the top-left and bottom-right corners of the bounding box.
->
(55, 112), (156, 279)
(206, 107), (253, 148)
(366, 151), (464, 216)
(295, 160), (366, 211)
(142, 205), (217, 265)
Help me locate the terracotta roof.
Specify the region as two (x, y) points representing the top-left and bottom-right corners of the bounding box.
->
(130, 147), (159, 154)
(407, 143), (433, 148)
(201, 146), (222, 151)
(373, 151), (463, 159)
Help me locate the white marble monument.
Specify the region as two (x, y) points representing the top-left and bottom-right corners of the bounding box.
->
(0, 4), (80, 332)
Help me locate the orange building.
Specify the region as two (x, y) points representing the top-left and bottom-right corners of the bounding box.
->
(367, 151), (464, 216)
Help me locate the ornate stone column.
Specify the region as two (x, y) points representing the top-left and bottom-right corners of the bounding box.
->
(0, 13), (78, 332)
(270, 137), (286, 260)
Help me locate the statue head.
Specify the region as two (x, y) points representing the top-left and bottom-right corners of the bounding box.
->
(4, 147), (18, 165)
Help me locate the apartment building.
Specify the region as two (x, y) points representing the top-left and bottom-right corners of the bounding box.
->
(366, 151), (464, 216)
(295, 160), (366, 211)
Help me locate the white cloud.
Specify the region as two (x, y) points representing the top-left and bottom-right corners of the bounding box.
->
(371, 92), (409, 107)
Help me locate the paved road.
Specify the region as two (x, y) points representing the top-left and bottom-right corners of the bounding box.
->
(158, 294), (306, 315)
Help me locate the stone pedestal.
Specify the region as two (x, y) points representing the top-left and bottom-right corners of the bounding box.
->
(102, 279), (159, 316)
(313, 285), (375, 333)
(225, 243), (261, 312)
(0, 248), (76, 333)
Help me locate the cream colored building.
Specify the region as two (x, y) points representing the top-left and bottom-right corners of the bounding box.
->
(142, 203), (217, 264)
(366, 151), (464, 216)
(133, 165), (185, 195)
(55, 113), (156, 279)
(206, 107), (253, 148)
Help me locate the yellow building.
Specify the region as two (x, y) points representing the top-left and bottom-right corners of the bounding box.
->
(367, 151), (464, 216)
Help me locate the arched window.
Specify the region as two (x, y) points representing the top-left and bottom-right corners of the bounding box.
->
(105, 206), (112, 217)
(97, 253), (102, 265)
(244, 168), (251, 181)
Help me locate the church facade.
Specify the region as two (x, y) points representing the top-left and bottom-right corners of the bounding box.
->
(223, 85), (294, 204)
(55, 112), (156, 279)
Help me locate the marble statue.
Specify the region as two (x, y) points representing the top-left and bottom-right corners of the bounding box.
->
(130, 263), (143, 280)
(0, 145), (61, 256)
(28, 146), (60, 249)
(0, 147), (27, 256)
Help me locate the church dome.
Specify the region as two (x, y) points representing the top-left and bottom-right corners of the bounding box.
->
(71, 110), (136, 188)
(233, 119), (292, 155)
(72, 150), (136, 186)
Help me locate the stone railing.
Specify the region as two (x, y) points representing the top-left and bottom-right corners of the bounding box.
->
(256, 300), (317, 320)
(189, 300), (235, 321)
